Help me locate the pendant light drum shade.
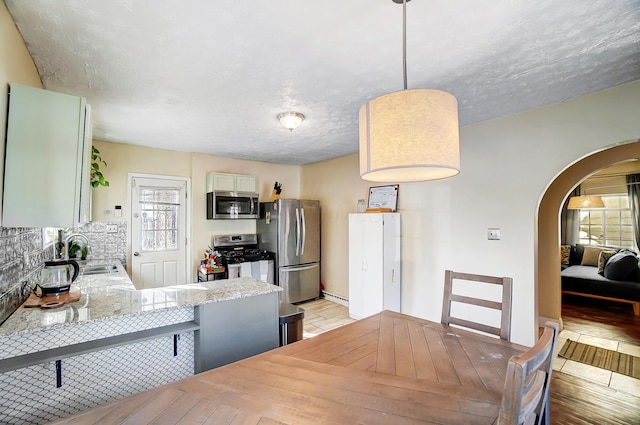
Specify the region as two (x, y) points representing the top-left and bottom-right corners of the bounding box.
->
(567, 195), (605, 209)
(359, 88), (460, 182)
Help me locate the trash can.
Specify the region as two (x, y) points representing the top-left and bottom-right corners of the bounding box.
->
(279, 302), (305, 346)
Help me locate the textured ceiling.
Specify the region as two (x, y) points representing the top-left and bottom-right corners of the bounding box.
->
(5, 0), (640, 165)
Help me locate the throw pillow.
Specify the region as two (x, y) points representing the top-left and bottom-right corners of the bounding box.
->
(581, 246), (608, 267)
(603, 251), (640, 281)
(569, 243), (584, 265)
(597, 250), (617, 275)
(560, 245), (571, 265)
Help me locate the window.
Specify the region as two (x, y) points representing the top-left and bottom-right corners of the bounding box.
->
(139, 187), (180, 251)
(578, 194), (634, 249)
(42, 227), (59, 247)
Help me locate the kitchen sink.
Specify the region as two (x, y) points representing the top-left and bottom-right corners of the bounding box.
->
(80, 264), (119, 275)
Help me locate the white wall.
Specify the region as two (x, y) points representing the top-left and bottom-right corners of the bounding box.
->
(302, 79), (640, 346)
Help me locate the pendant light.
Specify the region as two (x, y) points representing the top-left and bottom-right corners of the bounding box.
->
(567, 195), (605, 209)
(566, 180), (640, 209)
(359, 0), (460, 182)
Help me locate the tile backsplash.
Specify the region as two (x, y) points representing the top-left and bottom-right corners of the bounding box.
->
(0, 222), (127, 326)
(0, 227), (53, 325)
(73, 221), (127, 268)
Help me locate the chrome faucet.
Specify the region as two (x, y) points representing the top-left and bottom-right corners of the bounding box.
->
(63, 233), (90, 260)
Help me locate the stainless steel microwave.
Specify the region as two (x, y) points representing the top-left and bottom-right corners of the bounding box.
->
(206, 191), (259, 219)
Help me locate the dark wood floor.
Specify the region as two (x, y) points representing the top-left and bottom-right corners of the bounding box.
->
(550, 295), (640, 424)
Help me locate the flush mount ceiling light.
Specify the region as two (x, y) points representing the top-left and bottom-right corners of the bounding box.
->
(278, 112), (305, 131)
(359, 0), (460, 183)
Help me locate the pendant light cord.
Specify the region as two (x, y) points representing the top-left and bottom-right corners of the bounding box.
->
(402, 0), (408, 90)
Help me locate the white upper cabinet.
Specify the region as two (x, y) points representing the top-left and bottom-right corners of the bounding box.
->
(210, 173), (236, 192)
(235, 175), (257, 192)
(206, 172), (257, 193)
(2, 84), (92, 228)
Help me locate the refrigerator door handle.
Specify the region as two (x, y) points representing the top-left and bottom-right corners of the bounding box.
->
(295, 207), (301, 256)
(281, 263), (319, 272)
(300, 207), (306, 256)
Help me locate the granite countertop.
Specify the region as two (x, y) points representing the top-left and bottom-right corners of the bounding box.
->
(0, 260), (281, 337)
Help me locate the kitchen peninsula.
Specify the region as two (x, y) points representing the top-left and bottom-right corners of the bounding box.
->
(0, 261), (281, 425)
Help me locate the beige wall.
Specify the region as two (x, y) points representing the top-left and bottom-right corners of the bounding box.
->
(91, 140), (299, 280)
(91, 141), (192, 222)
(300, 154), (370, 296)
(0, 2), (42, 221)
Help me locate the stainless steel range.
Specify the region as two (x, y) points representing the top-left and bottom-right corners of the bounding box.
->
(212, 234), (275, 284)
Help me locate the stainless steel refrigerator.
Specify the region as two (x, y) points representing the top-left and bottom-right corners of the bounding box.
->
(257, 199), (320, 303)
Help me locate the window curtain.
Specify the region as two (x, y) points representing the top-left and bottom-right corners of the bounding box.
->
(561, 186), (581, 245)
(627, 174), (640, 250)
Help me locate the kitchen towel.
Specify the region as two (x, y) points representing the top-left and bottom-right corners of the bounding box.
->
(240, 262), (252, 278)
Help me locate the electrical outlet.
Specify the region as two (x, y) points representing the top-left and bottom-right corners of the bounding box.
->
(106, 224), (118, 233)
(488, 228), (501, 240)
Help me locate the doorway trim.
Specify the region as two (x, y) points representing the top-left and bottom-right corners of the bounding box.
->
(127, 173), (192, 284)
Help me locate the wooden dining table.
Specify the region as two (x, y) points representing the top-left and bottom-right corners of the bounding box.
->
(52, 310), (526, 425)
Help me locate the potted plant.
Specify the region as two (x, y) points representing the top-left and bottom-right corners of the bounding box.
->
(91, 146), (109, 188)
(68, 240), (88, 260)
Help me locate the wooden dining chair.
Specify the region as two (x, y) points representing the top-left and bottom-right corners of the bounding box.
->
(497, 321), (560, 425)
(441, 270), (513, 340)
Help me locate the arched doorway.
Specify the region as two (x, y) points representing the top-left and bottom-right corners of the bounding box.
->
(537, 140), (640, 325)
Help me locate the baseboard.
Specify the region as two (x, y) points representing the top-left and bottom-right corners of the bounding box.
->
(321, 291), (348, 307)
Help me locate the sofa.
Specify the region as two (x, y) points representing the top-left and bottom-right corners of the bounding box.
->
(560, 244), (640, 315)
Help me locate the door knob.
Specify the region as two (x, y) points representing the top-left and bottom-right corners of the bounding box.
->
(133, 252), (140, 256)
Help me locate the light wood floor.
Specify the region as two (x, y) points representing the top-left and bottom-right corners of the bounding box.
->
(550, 295), (640, 424)
(299, 297), (640, 424)
(298, 298), (355, 338)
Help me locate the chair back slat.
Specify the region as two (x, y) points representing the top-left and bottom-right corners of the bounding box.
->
(498, 322), (559, 425)
(448, 317), (501, 337)
(441, 270), (513, 340)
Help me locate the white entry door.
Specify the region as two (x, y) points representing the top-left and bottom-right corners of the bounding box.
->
(130, 175), (189, 289)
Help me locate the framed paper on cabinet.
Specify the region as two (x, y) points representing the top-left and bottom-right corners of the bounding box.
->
(367, 185), (399, 211)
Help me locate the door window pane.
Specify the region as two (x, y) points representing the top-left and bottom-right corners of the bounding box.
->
(139, 187), (180, 251)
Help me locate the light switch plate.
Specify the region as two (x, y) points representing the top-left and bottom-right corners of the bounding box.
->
(488, 228), (501, 240)
(106, 224), (118, 233)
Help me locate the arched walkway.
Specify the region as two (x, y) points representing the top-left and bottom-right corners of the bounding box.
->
(537, 140), (640, 324)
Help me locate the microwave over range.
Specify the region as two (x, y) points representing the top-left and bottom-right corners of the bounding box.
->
(207, 191), (260, 219)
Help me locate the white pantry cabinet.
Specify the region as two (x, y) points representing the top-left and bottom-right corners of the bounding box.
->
(2, 84), (92, 228)
(206, 172), (257, 193)
(348, 213), (401, 320)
